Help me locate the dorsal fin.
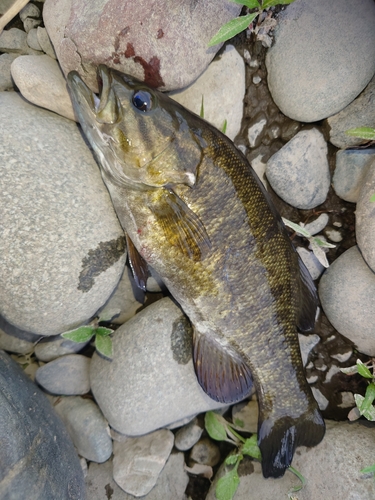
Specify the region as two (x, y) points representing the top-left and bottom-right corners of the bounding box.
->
(297, 255), (319, 332)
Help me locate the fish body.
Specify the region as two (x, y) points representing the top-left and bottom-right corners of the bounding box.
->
(68, 66), (325, 478)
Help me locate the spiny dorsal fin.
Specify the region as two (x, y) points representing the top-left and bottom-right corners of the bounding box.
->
(297, 255), (319, 332)
(193, 328), (253, 404)
(126, 234), (148, 291)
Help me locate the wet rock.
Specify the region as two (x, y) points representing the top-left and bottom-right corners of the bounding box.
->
(35, 354), (91, 395)
(174, 417), (203, 451)
(0, 328), (34, 354)
(266, 128), (330, 209)
(90, 298), (225, 436)
(53, 396), (112, 463)
(333, 149), (375, 203)
(0, 92), (126, 336)
(11, 54), (76, 120)
(0, 52), (18, 90)
(169, 44), (245, 141)
(319, 246), (375, 356)
(0, 27), (41, 55)
(189, 438), (221, 467)
(0, 350), (85, 499)
(35, 334), (90, 362)
(266, 0), (375, 122)
(356, 158), (375, 272)
(43, 0), (241, 92)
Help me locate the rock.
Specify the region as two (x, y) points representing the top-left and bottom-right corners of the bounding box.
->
(0, 0), (14, 14)
(113, 429), (174, 496)
(296, 247), (325, 281)
(355, 158), (375, 272)
(26, 28), (42, 51)
(11, 54), (76, 120)
(37, 26), (56, 59)
(86, 459), (128, 500)
(174, 417), (203, 451)
(298, 333), (320, 367)
(169, 44), (245, 141)
(0, 92), (126, 336)
(0, 328), (35, 354)
(19, 3), (41, 22)
(327, 77), (375, 148)
(35, 334), (90, 362)
(333, 149), (375, 202)
(247, 112), (267, 148)
(0, 52), (18, 90)
(90, 298), (226, 436)
(304, 213), (329, 236)
(53, 396), (112, 463)
(23, 17), (42, 33)
(35, 354), (91, 395)
(266, 0), (375, 122)
(0, 350), (85, 499)
(232, 398), (258, 433)
(0, 27), (41, 55)
(43, 0), (241, 92)
(189, 438), (221, 467)
(265, 128), (330, 209)
(207, 421), (375, 500)
(319, 246), (375, 356)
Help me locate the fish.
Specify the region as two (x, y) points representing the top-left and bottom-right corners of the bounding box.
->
(67, 65), (325, 478)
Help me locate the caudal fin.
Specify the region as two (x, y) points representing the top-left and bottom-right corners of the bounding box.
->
(258, 407), (325, 478)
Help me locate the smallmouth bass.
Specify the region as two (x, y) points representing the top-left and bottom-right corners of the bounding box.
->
(68, 66), (325, 478)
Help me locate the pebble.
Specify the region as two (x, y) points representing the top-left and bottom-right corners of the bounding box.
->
(19, 3), (41, 22)
(0, 350), (85, 499)
(34, 334), (90, 362)
(0, 52), (18, 90)
(333, 148), (375, 202)
(37, 27), (56, 59)
(266, 128), (330, 209)
(53, 396), (112, 463)
(0, 328), (34, 354)
(169, 44), (245, 141)
(319, 246), (375, 356)
(298, 333), (320, 367)
(207, 421), (375, 500)
(247, 113), (267, 148)
(90, 298), (226, 436)
(311, 387), (329, 410)
(189, 438), (221, 467)
(304, 213), (329, 236)
(297, 247), (325, 281)
(11, 54), (76, 120)
(26, 28), (42, 51)
(0, 27), (41, 54)
(355, 157), (375, 272)
(35, 354), (91, 395)
(0, 92), (126, 336)
(174, 417), (203, 451)
(266, 0), (375, 122)
(43, 0), (241, 91)
(231, 399), (258, 433)
(113, 429), (174, 496)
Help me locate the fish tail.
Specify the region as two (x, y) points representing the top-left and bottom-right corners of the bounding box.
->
(258, 405), (325, 479)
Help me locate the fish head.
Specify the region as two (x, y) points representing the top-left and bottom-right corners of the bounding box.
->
(67, 66), (204, 189)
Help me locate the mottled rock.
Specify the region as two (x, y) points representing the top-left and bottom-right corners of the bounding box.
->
(0, 350), (85, 499)
(174, 417), (203, 451)
(333, 149), (375, 203)
(0, 52), (18, 90)
(266, 0), (375, 122)
(35, 354), (91, 395)
(0, 92), (126, 336)
(189, 438), (220, 467)
(355, 158), (375, 272)
(35, 334), (90, 362)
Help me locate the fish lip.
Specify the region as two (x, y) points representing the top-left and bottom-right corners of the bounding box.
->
(67, 71), (97, 114)
(96, 65), (112, 114)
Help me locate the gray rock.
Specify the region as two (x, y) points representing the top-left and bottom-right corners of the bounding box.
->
(333, 149), (375, 202)
(26, 28), (42, 51)
(319, 246), (375, 356)
(266, 0), (375, 122)
(35, 354), (91, 395)
(23, 17), (42, 33)
(86, 459), (128, 500)
(0, 350), (85, 500)
(0, 52), (18, 90)
(207, 421), (375, 500)
(43, 0), (241, 92)
(37, 26), (56, 59)
(90, 298), (226, 436)
(304, 213), (329, 236)
(174, 417), (203, 451)
(189, 438), (220, 467)
(356, 158), (375, 272)
(11, 54), (76, 120)
(327, 77), (375, 148)
(247, 113), (268, 149)
(266, 128), (330, 209)
(296, 247), (325, 280)
(0, 328), (35, 354)
(19, 3), (41, 22)
(53, 396), (112, 463)
(113, 429), (174, 496)
(298, 333), (320, 367)
(169, 44), (245, 141)
(0, 27), (41, 55)
(232, 399), (258, 433)
(35, 334), (90, 362)
(0, 92), (126, 335)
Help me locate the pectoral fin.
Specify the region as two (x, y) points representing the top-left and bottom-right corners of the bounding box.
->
(126, 234), (148, 291)
(297, 255), (319, 332)
(149, 189), (211, 261)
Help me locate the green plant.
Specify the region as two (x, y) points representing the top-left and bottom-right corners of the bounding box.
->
(204, 411), (306, 500)
(61, 318), (114, 359)
(208, 0), (296, 47)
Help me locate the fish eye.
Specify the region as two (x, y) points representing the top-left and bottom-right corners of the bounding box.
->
(132, 90), (153, 112)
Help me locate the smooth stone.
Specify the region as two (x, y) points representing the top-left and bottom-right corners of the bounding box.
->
(0, 52), (18, 90)
(0, 328), (34, 354)
(304, 213), (329, 236)
(53, 396), (112, 463)
(333, 149), (375, 202)
(113, 429), (174, 496)
(266, 0), (375, 122)
(232, 399), (258, 434)
(296, 247), (325, 281)
(207, 421), (375, 500)
(19, 3), (41, 21)
(319, 246), (375, 356)
(26, 28), (42, 51)
(247, 113), (267, 148)
(174, 417), (203, 451)
(35, 354), (91, 395)
(90, 298), (226, 436)
(189, 438), (220, 467)
(37, 26), (56, 59)
(327, 77), (375, 148)
(169, 45), (245, 141)
(34, 334), (90, 362)
(11, 54), (76, 120)
(43, 0), (241, 91)
(23, 17), (42, 33)
(266, 128), (330, 209)
(356, 158), (375, 272)
(0, 92), (126, 335)
(0, 350), (85, 499)
(0, 27), (41, 55)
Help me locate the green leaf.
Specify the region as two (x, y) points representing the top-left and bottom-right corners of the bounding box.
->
(282, 218), (311, 238)
(230, 0), (260, 8)
(345, 127), (375, 140)
(95, 334), (113, 359)
(340, 365), (358, 376)
(262, 0), (296, 7)
(200, 95), (204, 118)
(225, 454), (241, 465)
(61, 326), (95, 343)
(309, 238), (330, 268)
(95, 327), (114, 337)
(360, 463), (375, 475)
(242, 435), (262, 460)
(208, 13), (258, 47)
(312, 236), (336, 249)
(354, 394), (375, 421)
(370, 193), (375, 202)
(205, 411), (227, 441)
(356, 359), (373, 379)
(215, 467), (240, 500)
(221, 119), (228, 134)
(287, 465), (307, 495)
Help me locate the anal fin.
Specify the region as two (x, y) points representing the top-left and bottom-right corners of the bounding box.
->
(126, 234), (148, 291)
